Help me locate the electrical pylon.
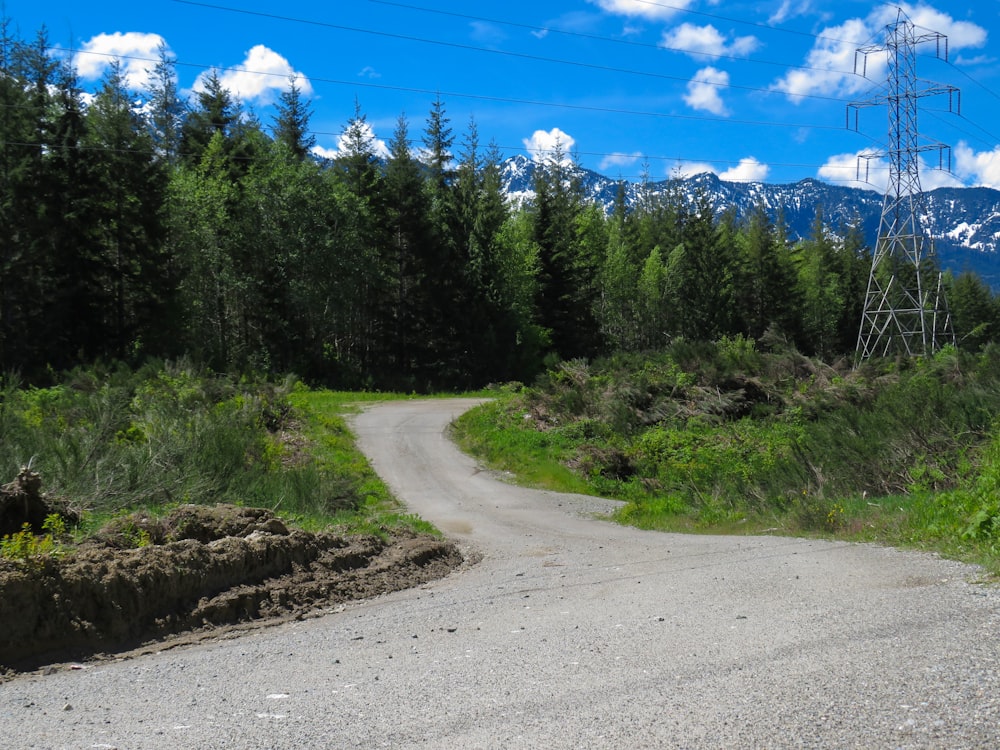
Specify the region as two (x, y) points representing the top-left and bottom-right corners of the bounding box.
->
(850, 10), (958, 360)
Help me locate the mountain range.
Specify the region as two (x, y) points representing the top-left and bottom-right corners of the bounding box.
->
(499, 154), (1000, 289)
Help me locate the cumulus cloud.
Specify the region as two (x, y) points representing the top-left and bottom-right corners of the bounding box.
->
(719, 157), (769, 182)
(818, 152), (889, 190)
(817, 150), (964, 191)
(194, 45), (312, 105)
(661, 23), (759, 59)
(600, 151), (644, 170)
(311, 120), (389, 162)
(683, 67), (730, 115)
(879, 3), (986, 49)
(74, 32), (168, 91)
(523, 127), (576, 165)
(773, 3), (987, 102)
(587, 0), (693, 21)
(954, 142), (1000, 188)
(771, 18), (871, 101)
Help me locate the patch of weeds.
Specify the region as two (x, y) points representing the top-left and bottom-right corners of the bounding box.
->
(0, 513), (66, 562)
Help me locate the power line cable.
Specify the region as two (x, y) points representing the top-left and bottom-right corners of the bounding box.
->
(366, 0), (854, 75)
(627, 0), (873, 46)
(942, 58), (1000, 104)
(53, 46), (867, 138)
(168, 0), (855, 104)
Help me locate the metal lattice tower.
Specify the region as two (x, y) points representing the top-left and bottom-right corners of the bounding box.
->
(850, 10), (958, 360)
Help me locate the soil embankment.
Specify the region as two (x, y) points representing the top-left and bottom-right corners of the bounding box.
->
(0, 504), (462, 672)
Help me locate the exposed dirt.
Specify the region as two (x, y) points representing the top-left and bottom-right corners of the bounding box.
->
(0, 467), (76, 537)
(0, 504), (463, 674)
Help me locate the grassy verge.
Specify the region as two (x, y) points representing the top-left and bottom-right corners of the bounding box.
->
(286, 388), (439, 537)
(0, 362), (461, 548)
(453, 345), (1000, 577)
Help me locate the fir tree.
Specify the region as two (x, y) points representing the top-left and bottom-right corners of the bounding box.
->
(272, 76), (315, 160)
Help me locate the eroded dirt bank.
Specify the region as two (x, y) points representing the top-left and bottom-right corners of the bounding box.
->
(0, 504), (463, 672)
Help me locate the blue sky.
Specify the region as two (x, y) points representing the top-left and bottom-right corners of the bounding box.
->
(5, 0), (1000, 188)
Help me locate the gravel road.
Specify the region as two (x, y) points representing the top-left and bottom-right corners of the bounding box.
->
(2, 398), (998, 749)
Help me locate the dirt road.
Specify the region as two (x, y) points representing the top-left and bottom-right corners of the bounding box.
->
(2, 398), (998, 748)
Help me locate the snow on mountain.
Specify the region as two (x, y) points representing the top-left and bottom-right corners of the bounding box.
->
(500, 156), (1000, 288)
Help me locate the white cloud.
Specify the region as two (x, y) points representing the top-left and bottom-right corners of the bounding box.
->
(194, 45), (312, 105)
(470, 21), (506, 45)
(817, 149), (964, 191)
(819, 152), (888, 190)
(773, 4), (987, 102)
(312, 121), (389, 161)
(358, 66), (381, 79)
(719, 157), (769, 182)
(768, 0), (820, 24)
(668, 161), (717, 178)
(600, 151), (644, 170)
(954, 142), (1000, 188)
(876, 3), (987, 50)
(74, 32), (168, 91)
(771, 18), (871, 101)
(587, 0), (693, 20)
(661, 23), (758, 59)
(683, 67), (729, 115)
(523, 127), (576, 165)
(311, 145), (339, 161)
(953, 54), (995, 66)
(769, 0), (794, 24)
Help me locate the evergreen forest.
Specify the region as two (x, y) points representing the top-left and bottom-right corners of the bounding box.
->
(4, 23), (1000, 390)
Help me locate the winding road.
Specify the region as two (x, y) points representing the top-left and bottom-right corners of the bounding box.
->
(3, 398), (999, 748)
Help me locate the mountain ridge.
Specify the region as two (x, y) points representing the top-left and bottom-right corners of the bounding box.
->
(500, 155), (1000, 288)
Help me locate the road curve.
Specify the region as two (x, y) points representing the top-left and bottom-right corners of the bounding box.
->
(3, 398), (999, 749)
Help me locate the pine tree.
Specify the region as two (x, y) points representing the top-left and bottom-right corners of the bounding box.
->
(84, 59), (172, 360)
(949, 271), (999, 351)
(272, 76), (315, 160)
(531, 139), (600, 360)
(1, 28), (62, 372)
(732, 203), (797, 341)
(333, 101), (388, 377)
(383, 112), (433, 384)
(146, 43), (184, 164)
(180, 70), (240, 169)
(668, 190), (729, 341)
(0, 17), (32, 371)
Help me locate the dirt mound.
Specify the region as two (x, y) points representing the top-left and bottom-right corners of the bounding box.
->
(0, 504), (463, 673)
(1, 467), (67, 537)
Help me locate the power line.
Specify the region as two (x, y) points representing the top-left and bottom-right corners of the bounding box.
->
(628, 0), (875, 47)
(168, 0), (855, 104)
(53, 46), (864, 138)
(367, 0), (854, 76)
(5, 3), (987, 185)
(942, 58), (1000, 103)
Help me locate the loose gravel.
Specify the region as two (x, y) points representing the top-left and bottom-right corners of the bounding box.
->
(1, 398), (997, 749)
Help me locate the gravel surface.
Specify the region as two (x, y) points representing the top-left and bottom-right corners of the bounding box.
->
(2, 397), (998, 749)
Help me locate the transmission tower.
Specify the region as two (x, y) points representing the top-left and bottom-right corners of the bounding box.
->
(850, 10), (958, 360)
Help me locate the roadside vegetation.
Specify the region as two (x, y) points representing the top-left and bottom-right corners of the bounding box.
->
(454, 339), (1000, 576)
(0, 361), (425, 556)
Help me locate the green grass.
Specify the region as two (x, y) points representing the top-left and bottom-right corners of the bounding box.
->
(452, 397), (596, 495)
(0, 365), (478, 544)
(451, 347), (1000, 577)
(285, 388), (439, 537)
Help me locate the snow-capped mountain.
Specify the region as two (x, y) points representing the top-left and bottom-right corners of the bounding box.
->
(500, 155), (1000, 288)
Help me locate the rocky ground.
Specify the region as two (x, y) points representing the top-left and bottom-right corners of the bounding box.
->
(0, 502), (463, 675)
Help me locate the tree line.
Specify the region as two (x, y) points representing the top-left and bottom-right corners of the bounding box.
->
(3, 22), (999, 390)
